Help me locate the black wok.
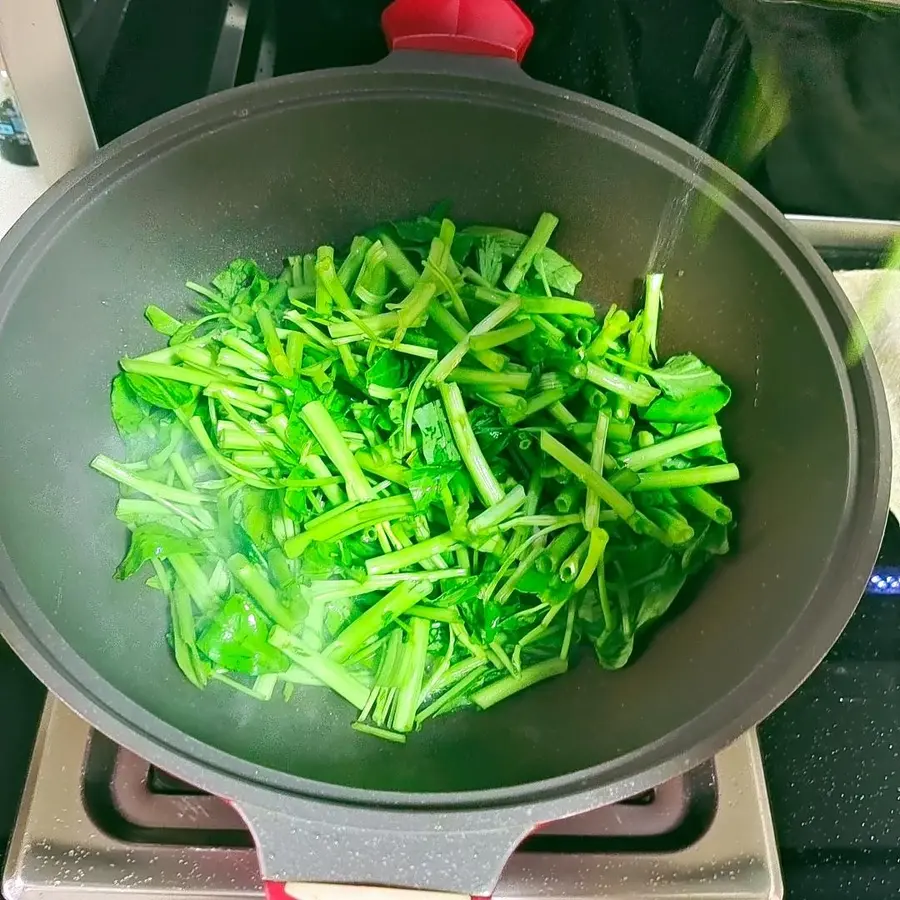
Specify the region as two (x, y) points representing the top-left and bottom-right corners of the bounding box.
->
(0, 0), (889, 895)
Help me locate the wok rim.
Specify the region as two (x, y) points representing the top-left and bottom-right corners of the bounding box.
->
(0, 60), (889, 822)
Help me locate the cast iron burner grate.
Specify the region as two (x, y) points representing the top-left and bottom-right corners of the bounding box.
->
(3, 699), (782, 900)
(84, 732), (714, 854)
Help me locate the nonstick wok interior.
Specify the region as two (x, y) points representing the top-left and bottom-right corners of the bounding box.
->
(0, 69), (878, 796)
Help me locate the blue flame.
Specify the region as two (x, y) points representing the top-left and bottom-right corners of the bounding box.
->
(867, 567), (900, 595)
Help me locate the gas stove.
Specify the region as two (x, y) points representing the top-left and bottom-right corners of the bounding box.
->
(3, 215), (898, 900)
(3, 698), (781, 900)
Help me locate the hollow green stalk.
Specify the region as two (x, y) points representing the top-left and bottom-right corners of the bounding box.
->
(677, 485), (733, 524)
(583, 411), (609, 530)
(446, 368), (531, 391)
(470, 320), (535, 350)
(468, 484), (527, 536)
(471, 657), (567, 709)
(430, 297), (521, 384)
(270, 628), (369, 710)
(646, 506), (695, 545)
(379, 232), (419, 290)
(301, 401), (373, 501)
(91, 455), (208, 506)
(503, 212), (559, 292)
(504, 387), (567, 425)
(323, 581), (431, 662)
(391, 617), (431, 733)
(559, 535), (591, 583)
(578, 361), (659, 407)
(632, 464), (740, 491)
(438, 383), (505, 506)
(220, 333), (272, 370)
(283, 495), (415, 558)
(574, 527), (609, 590)
(619, 425), (721, 471)
(365, 531), (460, 576)
(428, 300), (507, 372)
(227, 553), (295, 630)
(337, 235), (373, 290)
(539, 431), (636, 524)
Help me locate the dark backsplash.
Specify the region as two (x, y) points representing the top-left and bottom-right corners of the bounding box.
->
(65, 0), (900, 219)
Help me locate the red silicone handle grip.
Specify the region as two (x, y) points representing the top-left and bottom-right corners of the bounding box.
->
(265, 884), (293, 900)
(265, 883), (473, 900)
(382, 0), (534, 63)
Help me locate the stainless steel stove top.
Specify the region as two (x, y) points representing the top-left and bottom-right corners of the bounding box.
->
(3, 698), (782, 900)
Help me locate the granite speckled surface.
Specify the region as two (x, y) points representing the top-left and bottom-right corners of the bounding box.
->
(760, 562), (900, 898)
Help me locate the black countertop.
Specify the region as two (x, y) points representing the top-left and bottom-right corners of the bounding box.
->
(0, 641), (43, 860)
(758, 513), (900, 899)
(74, 0), (900, 221)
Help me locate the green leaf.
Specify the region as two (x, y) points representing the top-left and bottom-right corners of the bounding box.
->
(458, 591), (504, 644)
(351, 401), (389, 445)
(284, 465), (317, 524)
(643, 354), (731, 423)
(336, 535), (383, 569)
(592, 627), (635, 670)
(704, 522), (731, 556)
(110, 374), (150, 437)
(169, 313), (229, 346)
(237, 490), (276, 556)
(124, 372), (200, 411)
(413, 400), (461, 465)
(461, 226), (527, 257)
(115, 525), (204, 581)
(647, 354), (726, 401)
(197, 594), (291, 676)
(258, 281), (288, 310)
(633, 556), (687, 631)
(679, 521), (732, 576)
(461, 227), (581, 294)
(652, 418), (729, 461)
(281, 375), (322, 408)
(217, 495), (268, 566)
(435, 575), (483, 609)
(284, 383), (352, 455)
(297, 540), (345, 578)
(616, 537), (670, 586)
(644, 386), (731, 423)
(212, 258), (270, 303)
(392, 216), (442, 245)
(468, 405), (514, 457)
(477, 238), (504, 287)
(382, 215), (475, 263)
(515, 567), (553, 596)
(144, 305), (182, 337)
(365, 350), (408, 391)
(536, 247), (583, 295)
(407, 463), (459, 512)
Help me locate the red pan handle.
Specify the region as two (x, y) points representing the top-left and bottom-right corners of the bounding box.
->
(258, 11), (537, 897)
(267, 884), (470, 900)
(244, 798), (531, 900)
(381, 0), (534, 62)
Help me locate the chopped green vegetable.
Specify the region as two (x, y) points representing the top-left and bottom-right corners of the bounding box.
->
(93, 211), (739, 742)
